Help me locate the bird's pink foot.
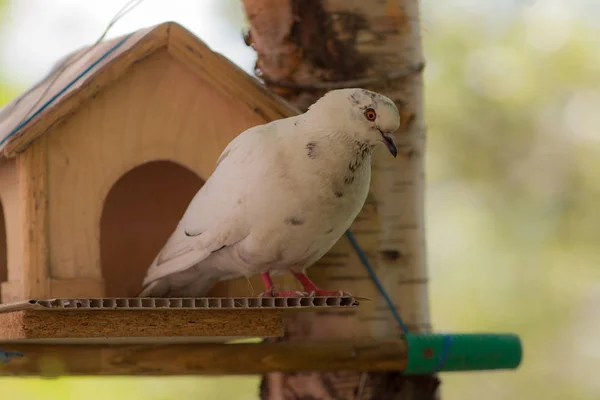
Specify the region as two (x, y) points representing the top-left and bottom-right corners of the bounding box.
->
(293, 272), (352, 297)
(259, 272), (309, 297)
(259, 272), (352, 298)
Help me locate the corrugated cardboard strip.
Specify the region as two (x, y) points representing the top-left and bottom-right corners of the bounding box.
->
(0, 297), (365, 344)
(0, 296), (363, 313)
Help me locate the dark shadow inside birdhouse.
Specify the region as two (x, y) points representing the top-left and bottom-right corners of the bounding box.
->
(0, 200), (7, 303)
(100, 160), (222, 297)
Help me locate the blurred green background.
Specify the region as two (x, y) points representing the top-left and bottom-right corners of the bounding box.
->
(1, 0), (598, 399)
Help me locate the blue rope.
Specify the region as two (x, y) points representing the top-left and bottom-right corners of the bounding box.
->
(344, 235), (454, 370)
(0, 32), (135, 148)
(435, 334), (453, 371)
(345, 229), (409, 334)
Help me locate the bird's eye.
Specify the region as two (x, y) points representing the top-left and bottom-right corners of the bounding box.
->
(364, 108), (377, 121)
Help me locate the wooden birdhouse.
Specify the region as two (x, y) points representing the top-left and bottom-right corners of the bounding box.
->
(0, 22), (303, 304)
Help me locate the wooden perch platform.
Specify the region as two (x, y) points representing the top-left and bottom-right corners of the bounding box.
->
(0, 297), (412, 377)
(0, 297), (361, 344)
(0, 339), (407, 376)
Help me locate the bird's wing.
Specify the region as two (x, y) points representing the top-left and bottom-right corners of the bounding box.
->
(141, 124), (277, 286)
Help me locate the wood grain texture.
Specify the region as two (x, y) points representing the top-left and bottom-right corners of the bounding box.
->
(0, 282), (21, 304)
(0, 309), (283, 340)
(0, 339), (407, 376)
(18, 136), (50, 299)
(0, 187), (5, 289)
(0, 159), (22, 303)
(49, 279), (105, 298)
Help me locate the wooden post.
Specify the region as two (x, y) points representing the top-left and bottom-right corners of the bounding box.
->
(18, 135), (51, 299)
(242, 0), (438, 398)
(0, 159), (23, 303)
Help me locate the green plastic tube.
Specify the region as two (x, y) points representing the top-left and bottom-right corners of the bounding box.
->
(404, 333), (522, 374)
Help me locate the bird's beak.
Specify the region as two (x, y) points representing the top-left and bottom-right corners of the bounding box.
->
(379, 130), (398, 158)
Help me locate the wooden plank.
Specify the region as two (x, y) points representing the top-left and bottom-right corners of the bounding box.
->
(0, 309), (284, 341)
(0, 339), (407, 376)
(0, 282), (21, 304)
(50, 278), (105, 298)
(18, 136), (50, 299)
(0, 159), (22, 301)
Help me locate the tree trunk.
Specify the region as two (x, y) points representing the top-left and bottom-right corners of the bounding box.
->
(242, 0), (438, 399)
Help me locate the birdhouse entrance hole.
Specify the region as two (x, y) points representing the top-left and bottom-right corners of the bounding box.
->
(0, 200), (6, 302)
(100, 160), (204, 297)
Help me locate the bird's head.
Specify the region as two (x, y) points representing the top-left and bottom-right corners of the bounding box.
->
(307, 88), (401, 157)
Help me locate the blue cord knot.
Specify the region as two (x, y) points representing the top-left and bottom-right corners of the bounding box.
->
(0, 350), (23, 364)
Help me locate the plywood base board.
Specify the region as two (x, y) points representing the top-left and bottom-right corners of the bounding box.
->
(0, 309), (284, 342)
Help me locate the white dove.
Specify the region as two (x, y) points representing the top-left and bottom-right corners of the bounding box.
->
(138, 88), (400, 298)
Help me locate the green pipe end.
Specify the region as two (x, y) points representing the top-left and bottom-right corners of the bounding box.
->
(404, 333), (522, 374)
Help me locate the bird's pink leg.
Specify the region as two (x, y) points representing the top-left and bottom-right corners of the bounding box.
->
(292, 272), (352, 297)
(258, 272), (307, 297)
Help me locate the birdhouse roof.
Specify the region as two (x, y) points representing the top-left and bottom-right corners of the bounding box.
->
(0, 21), (298, 158)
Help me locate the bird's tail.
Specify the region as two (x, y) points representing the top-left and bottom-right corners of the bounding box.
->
(136, 264), (219, 298)
(136, 280), (167, 298)
(136, 253), (170, 297)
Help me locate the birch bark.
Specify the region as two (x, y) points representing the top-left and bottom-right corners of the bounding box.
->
(242, 1), (438, 398)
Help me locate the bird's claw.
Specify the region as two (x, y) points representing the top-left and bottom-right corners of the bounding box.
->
(306, 290), (352, 297)
(258, 286), (352, 298)
(258, 290), (310, 298)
